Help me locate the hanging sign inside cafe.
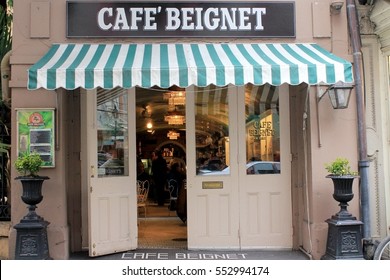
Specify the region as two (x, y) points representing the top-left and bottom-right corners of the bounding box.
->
(248, 120), (275, 141)
(67, 1), (295, 38)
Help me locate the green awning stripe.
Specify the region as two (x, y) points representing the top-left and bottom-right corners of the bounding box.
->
(28, 44), (61, 89)
(251, 44), (281, 85)
(310, 43), (353, 82)
(66, 44), (91, 89)
(27, 43), (354, 90)
(236, 44), (263, 85)
(47, 44), (75, 90)
(190, 44), (207, 87)
(85, 45), (106, 89)
(281, 44), (318, 84)
(206, 44), (225, 86)
(122, 44), (137, 88)
(175, 44), (188, 86)
(267, 44), (299, 85)
(297, 44), (336, 83)
(103, 44), (121, 89)
(221, 44), (244, 85)
(141, 45), (152, 88)
(160, 44), (170, 88)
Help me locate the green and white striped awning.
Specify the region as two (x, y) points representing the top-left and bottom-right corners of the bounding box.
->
(28, 43), (353, 90)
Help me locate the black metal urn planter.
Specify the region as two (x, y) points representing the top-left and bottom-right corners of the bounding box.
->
(16, 175), (49, 220)
(321, 158), (364, 260)
(327, 174), (357, 220)
(13, 152), (51, 260)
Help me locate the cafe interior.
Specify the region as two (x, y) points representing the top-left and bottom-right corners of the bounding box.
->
(135, 86), (188, 249)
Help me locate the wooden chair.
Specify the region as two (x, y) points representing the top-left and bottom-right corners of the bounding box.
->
(137, 180), (150, 220)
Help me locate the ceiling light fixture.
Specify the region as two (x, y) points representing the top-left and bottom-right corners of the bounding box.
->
(164, 91), (186, 106)
(164, 114), (185, 125)
(164, 110), (186, 125)
(167, 130), (180, 140)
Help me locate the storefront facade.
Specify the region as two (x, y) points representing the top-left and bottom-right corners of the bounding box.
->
(360, 0), (390, 241)
(8, 1), (362, 260)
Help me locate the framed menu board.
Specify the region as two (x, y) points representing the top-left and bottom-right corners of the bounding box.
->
(16, 109), (55, 167)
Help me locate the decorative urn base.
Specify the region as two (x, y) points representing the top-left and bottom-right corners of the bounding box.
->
(321, 175), (364, 260)
(14, 176), (51, 260)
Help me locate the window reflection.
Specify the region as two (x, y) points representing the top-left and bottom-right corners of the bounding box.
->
(245, 84), (280, 175)
(96, 88), (129, 177)
(195, 85), (230, 175)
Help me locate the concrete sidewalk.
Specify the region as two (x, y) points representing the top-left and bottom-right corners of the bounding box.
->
(70, 249), (310, 260)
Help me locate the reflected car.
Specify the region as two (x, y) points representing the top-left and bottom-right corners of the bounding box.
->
(246, 161), (280, 174)
(200, 161), (280, 175)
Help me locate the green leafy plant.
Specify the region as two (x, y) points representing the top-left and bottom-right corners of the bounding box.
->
(14, 152), (43, 177)
(0, 0), (13, 58)
(325, 157), (357, 176)
(0, 141), (10, 153)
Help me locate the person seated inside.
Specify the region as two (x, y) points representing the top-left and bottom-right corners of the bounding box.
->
(137, 161), (150, 183)
(167, 162), (185, 195)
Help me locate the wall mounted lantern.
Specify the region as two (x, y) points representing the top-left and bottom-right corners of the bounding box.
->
(316, 81), (355, 148)
(318, 82), (354, 109)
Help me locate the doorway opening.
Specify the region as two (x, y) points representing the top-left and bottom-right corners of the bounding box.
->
(135, 86), (188, 249)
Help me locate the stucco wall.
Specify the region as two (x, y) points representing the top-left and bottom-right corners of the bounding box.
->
(309, 86), (359, 259)
(8, 89), (70, 260)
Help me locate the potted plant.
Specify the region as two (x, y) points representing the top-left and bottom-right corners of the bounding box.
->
(324, 157), (358, 219)
(14, 152), (49, 214)
(14, 152), (51, 259)
(325, 157), (357, 177)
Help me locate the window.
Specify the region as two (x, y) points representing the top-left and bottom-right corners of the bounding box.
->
(195, 85), (230, 175)
(245, 84), (280, 175)
(96, 88), (129, 177)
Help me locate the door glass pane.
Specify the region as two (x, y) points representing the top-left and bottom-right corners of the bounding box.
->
(96, 87), (129, 177)
(245, 84), (280, 175)
(195, 85), (230, 175)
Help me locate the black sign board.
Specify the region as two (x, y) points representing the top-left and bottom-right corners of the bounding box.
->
(67, 1), (295, 38)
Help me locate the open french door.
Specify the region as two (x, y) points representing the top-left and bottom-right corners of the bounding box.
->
(83, 88), (137, 257)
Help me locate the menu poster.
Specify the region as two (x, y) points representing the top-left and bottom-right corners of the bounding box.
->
(16, 109), (55, 167)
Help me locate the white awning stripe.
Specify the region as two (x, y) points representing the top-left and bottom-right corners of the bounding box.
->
(28, 43), (353, 90)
